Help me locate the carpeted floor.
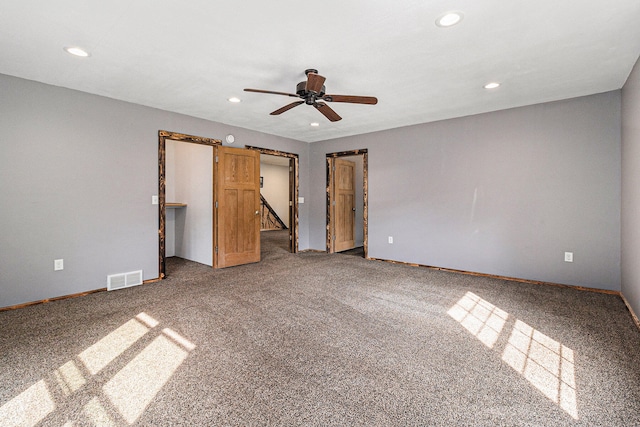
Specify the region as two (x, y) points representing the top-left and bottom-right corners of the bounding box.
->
(338, 246), (365, 257)
(1, 230), (640, 426)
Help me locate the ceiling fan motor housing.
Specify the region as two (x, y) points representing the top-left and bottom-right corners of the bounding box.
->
(296, 81), (326, 98)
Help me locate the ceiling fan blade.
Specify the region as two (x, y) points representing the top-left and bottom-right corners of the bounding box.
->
(244, 88), (299, 98)
(305, 73), (326, 94)
(322, 94), (378, 105)
(270, 101), (304, 115)
(313, 102), (342, 122)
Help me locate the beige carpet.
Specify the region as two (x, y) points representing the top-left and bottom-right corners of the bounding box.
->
(1, 230), (639, 426)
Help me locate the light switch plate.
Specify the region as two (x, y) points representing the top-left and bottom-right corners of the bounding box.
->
(564, 252), (573, 262)
(54, 259), (64, 271)
(298, 197), (304, 204)
(152, 195), (159, 205)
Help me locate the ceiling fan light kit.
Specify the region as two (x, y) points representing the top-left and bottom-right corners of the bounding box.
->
(244, 69), (378, 122)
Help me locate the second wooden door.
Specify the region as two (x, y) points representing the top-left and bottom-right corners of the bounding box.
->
(333, 158), (356, 252)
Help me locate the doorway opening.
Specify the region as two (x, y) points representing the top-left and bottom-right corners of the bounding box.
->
(246, 146), (299, 254)
(326, 149), (368, 258)
(158, 131), (221, 279)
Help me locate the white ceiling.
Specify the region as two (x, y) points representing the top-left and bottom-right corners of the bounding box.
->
(1, 1), (639, 143)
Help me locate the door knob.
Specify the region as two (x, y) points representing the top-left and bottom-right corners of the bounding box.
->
(255, 210), (259, 215)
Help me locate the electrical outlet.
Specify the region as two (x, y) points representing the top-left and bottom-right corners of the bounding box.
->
(54, 259), (64, 271)
(152, 195), (159, 205)
(564, 252), (573, 263)
(388, 236), (393, 244)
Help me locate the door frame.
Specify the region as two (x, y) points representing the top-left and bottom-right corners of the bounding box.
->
(326, 149), (368, 257)
(245, 145), (299, 253)
(158, 130), (221, 279)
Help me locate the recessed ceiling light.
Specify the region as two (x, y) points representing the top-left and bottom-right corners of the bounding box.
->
(484, 82), (501, 89)
(310, 122), (320, 127)
(64, 46), (90, 57)
(228, 97), (241, 103)
(436, 12), (463, 27)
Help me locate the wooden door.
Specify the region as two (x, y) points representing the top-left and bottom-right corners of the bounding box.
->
(215, 146), (260, 268)
(333, 158), (356, 252)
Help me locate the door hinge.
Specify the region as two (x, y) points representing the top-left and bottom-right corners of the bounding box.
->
(289, 201), (293, 206)
(332, 200), (336, 206)
(215, 201), (218, 208)
(215, 246), (218, 253)
(289, 166), (293, 172)
(215, 156), (219, 163)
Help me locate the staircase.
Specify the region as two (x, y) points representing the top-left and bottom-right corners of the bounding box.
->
(260, 194), (287, 231)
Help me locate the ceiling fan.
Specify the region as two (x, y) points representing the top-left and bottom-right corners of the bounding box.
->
(244, 69), (378, 122)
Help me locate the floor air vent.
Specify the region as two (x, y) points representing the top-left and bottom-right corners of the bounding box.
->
(107, 270), (143, 291)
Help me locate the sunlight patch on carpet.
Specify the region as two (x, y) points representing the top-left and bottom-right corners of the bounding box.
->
(0, 312), (196, 426)
(449, 292), (578, 420)
(0, 380), (55, 427)
(82, 396), (117, 426)
(103, 332), (189, 423)
(54, 360), (87, 396)
(78, 318), (150, 375)
(502, 319), (578, 419)
(447, 291), (508, 348)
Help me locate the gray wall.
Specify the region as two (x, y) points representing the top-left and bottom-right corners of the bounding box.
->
(167, 140), (213, 266)
(310, 92), (621, 291)
(622, 56), (640, 318)
(0, 73), (309, 308)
